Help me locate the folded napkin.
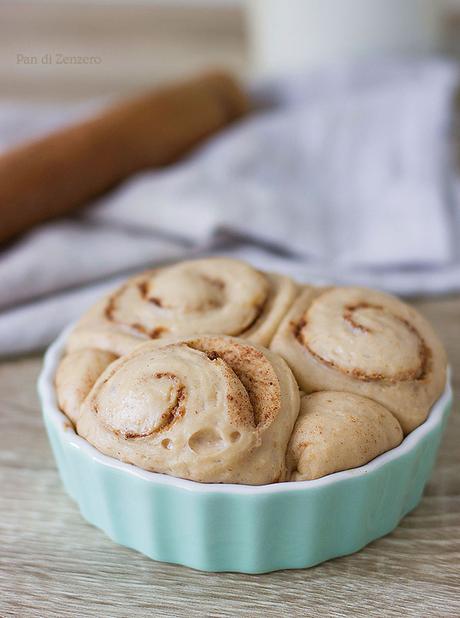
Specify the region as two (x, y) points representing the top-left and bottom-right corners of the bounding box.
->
(1, 59), (459, 355)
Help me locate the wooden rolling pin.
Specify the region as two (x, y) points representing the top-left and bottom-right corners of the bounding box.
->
(0, 70), (249, 244)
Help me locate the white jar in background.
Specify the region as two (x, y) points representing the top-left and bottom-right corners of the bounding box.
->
(246, 0), (445, 77)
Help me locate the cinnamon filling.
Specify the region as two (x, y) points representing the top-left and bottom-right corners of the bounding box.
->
(293, 304), (430, 383)
(104, 271), (266, 338)
(236, 297), (268, 336)
(104, 286), (169, 339)
(186, 337), (279, 428)
(200, 274), (225, 291)
(343, 302), (376, 333)
(95, 372), (186, 439)
(139, 274), (225, 311)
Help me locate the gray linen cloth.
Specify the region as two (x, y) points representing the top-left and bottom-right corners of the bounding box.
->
(1, 59), (459, 355)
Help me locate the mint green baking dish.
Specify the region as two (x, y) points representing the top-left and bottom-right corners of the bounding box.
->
(38, 327), (452, 574)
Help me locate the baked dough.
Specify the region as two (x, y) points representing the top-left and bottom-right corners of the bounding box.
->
(76, 335), (300, 485)
(271, 286), (447, 433)
(55, 348), (117, 424)
(66, 258), (298, 356)
(55, 259), (448, 485)
(287, 391), (403, 480)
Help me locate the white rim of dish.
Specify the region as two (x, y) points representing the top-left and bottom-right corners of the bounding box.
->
(38, 325), (452, 495)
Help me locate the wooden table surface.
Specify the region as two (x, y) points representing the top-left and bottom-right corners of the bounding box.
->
(0, 296), (459, 617)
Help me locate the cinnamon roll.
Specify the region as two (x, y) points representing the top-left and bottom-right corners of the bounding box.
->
(55, 348), (117, 424)
(76, 336), (300, 485)
(287, 392), (403, 481)
(66, 258), (298, 356)
(271, 286), (447, 433)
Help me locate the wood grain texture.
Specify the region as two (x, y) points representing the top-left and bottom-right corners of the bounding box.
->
(0, 296), (459, 617)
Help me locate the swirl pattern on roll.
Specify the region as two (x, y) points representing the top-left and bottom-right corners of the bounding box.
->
(76, 336), (300, 484)
(66, 258), (298, 356)
(287, 392), (403, 481)
(271, 286), (447, 433)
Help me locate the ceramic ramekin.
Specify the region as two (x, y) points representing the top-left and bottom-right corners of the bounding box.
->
(38, 327), (453, 573)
